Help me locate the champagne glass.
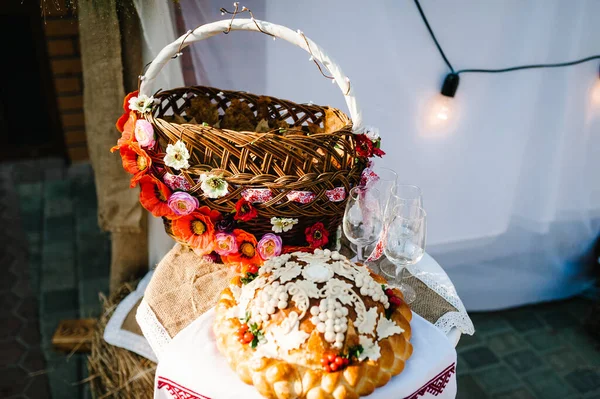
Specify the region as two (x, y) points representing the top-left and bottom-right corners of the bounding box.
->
(383, 204), (427, 304)
(385, 184), (423, 218)
(381, 184), (423, 277)
(343, 187), (383, 263)
(369, 166), (398, 210)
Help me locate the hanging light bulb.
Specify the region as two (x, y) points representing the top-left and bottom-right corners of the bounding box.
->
(426, 73), (459, 128)
(591, 65), (600, 105)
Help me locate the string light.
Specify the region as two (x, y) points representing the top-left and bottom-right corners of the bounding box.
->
(414, 0), (600, 125)
(591, 65), (600, 106)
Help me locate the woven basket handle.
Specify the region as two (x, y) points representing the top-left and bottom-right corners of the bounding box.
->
(139, 18), (363, 131)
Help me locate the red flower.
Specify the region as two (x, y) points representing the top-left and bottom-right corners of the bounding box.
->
(355, 134), (374, 158)
(116, 91), (139, 132)
(119, 143), (151, 187)
(171, 211), (216, 255)
(234, 199), (258, 222)
(305, 222), (329, 248)
(221, 229), (262, 271)
(111, 112), (137, 153)
(139, 175), (176, 218)
(373, 147), (386, 157)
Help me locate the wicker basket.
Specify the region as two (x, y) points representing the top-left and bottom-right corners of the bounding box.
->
(115, 18), (383, 265)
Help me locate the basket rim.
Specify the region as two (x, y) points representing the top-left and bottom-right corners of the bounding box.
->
(147, 85), (354, 134)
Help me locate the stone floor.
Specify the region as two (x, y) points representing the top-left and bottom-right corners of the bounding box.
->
(0, 158), (598, 398)
(0, 159), (110, 398)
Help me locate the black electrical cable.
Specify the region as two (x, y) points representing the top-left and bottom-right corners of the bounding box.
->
(413, 0), (455, 73)
(414, 0), (600, 76)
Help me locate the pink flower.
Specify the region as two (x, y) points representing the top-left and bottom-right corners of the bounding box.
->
(134, 119), (156, 148)
(214, 233), (238, 256)
(257, 233), (282, 260)
(167, 191), (199, 216)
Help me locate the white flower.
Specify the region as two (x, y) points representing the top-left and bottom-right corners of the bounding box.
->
(364, 126), (380, 141)
(164, 140), (190, 170)
(270, 217), (298, 233)
(199, 173), (228, 198)
(129, 94), (156, 114)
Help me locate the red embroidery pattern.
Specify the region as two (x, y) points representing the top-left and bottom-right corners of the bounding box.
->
(242, 188), (273, 203)
(157, 376), (212, 399)
(287, 190), (316, 204)
(325, 187), (346, 202)
(163, 173), (192, 191)
(404, 363), (456, 399)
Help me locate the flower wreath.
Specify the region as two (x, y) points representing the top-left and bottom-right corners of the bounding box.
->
(112, 92), (384, 273)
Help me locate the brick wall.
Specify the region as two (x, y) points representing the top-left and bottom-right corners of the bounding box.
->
(43, 1), (88, 162)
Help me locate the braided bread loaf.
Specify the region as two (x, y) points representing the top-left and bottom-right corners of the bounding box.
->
(214, 249), (412, 399)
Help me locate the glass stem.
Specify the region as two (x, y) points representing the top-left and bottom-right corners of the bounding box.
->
(356, 245), (364, 262)
(395, 265), (408, 285)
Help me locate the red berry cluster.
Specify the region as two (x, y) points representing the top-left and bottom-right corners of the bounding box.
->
(385, 288), (402, 307)
(321, 352), (349, 373)
(237, 323), (255, 345)
(246, 265), (259, 274)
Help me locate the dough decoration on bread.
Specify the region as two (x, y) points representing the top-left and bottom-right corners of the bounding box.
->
(214, 249), (413, 399)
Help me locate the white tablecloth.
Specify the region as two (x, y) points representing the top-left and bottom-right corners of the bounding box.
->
(154, 308), (457, 399)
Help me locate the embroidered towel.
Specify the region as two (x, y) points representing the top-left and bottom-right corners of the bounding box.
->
(154, 308), (457, 399)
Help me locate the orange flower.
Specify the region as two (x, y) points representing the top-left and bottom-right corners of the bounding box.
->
(111, 112), (137, 153)
(116, 91), (139, 132)
(222, 229), (262, 271)
(172, 211), (216, 255)
(197, 205), (222, 224)
(119, 143), (151, 187)
(139, 175), (176, 218)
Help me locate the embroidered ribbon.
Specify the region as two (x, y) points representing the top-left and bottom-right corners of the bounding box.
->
(360, 167), (379, 188)
(325, 187), (346, 202)
(163, 173), (192, 191)
(286, 191), (316, 204)
(241, 188), (273, 203)
(242, 187), (348, 204)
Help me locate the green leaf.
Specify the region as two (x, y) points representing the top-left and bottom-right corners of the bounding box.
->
(241, 272), (258, 285)
(251, 336), (259, 349)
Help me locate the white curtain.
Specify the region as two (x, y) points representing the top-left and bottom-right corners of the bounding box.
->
(132, 0), (183, 268)
(159, 0), (599, 310)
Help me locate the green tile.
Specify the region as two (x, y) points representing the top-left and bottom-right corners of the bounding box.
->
(42, 289), (78, 315)
(546, 348), (586, 373)
(541, 311), (580, 330)
(503, 349), (543, 374)
(456, 375), (488, 399)
(504, 310), (544, 332)
(524, 330), (563, 352)
(559, 297), (594, 321)
(525, 369), (576, 399)
(564, 368), (600, 394)
(473, 365), (521, 394)
(461, 346), (500, 369)
(492, 388), (535, 399)
(487, 331), (527, 355)
(576, 345), (600, 368)
(559, 327), (596, 351)
(457, 331), (480, 349)
(471, 313), (513, 335)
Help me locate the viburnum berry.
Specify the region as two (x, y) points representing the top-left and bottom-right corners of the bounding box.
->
(321, 352), (350, 373)
(247, 265), (259, 274)
(237, 324), (255, 344)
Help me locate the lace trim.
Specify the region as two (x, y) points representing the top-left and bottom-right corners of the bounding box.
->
(103, 272), (158, 362)
(136, 299), (172, 361)
(407, 265), (475, 336)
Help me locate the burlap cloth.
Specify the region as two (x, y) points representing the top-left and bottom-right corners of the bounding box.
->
(143, 243), (457, 339)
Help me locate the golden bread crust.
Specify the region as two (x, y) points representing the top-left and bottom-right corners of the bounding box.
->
(213, 254), (413, 399)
